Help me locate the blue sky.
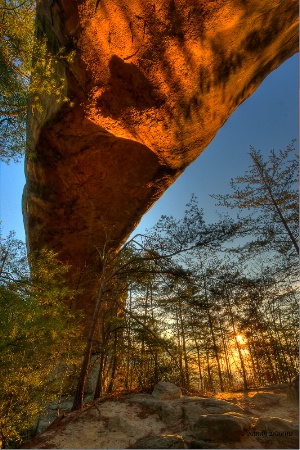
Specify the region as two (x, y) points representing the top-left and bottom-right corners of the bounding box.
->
(0, 53), (298, 242)
(133, 53), (299, 235)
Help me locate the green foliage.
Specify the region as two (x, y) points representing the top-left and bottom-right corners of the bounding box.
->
(28, 39), (74, 115)
(0, 0), (35, 163)
(0, 1), (74, 164)
(0, 231), (83, 448)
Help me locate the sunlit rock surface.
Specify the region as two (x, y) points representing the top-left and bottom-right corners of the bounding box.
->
(23, 0), (298, 314)
(25, 384), (299, 449)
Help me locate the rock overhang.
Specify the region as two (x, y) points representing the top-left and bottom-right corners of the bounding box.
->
(23, 0), (299, 314)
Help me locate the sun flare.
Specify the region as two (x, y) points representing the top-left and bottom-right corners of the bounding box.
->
(236, 334), (246, 345)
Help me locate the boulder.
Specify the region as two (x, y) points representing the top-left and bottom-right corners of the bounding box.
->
(255, 417), (299, 449)
(152, 382), (182, 400)
(134, 434), (185, 449)
(189, 412), (250, 442)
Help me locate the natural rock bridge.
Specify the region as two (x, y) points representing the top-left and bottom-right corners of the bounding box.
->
(23, 0), (298, 316)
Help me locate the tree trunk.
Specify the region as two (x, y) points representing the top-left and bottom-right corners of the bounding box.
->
(224, 287), (248, 390)
(195, 339), (203, 392)
(218, 315), (233, 390)
(107, 329), (119, 393)
(72, 281), (105, 411)
(94, 351), (105, 399)
(203, 277), (224, 392)
(178, 297), (190, 390)
(205, 347), (214, 392)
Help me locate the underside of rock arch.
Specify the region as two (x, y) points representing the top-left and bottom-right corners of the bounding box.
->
(23, 0), (298, 315)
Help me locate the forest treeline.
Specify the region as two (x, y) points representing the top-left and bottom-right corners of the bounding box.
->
(70, 141), (298, 409)
(0, 142), (298, 447)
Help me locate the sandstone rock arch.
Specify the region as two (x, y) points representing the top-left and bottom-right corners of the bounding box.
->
(23, 0), (298, 316)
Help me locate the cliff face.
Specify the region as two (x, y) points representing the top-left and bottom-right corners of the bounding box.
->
(23, 0), (298, 314)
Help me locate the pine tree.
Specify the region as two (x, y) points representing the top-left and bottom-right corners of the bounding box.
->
(212, 142), (299, 258)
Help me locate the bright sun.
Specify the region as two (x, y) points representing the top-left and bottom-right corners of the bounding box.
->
(236, 334), (246, 345)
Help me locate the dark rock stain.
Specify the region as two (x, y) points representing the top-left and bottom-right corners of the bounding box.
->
(97, 55), (165, 118)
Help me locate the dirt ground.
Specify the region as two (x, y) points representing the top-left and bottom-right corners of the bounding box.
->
(24, 385), (298, 449)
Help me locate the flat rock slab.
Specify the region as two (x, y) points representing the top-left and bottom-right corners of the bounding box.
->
(251, 392), (284, 406)
(182, 398), (243, 424)
(25, 385), (299, 449)
(128, 391), (244, 426)
(108, 414), (146, 438)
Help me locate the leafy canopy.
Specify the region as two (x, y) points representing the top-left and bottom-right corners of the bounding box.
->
(0, 0), (73, 164)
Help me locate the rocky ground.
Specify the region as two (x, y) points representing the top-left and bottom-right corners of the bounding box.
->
(24, 382), (299, 449)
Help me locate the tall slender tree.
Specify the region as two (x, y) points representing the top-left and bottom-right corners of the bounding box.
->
(212, 142), (299, 258)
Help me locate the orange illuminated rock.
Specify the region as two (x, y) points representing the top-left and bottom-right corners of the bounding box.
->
(23, 0), (298, 314)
